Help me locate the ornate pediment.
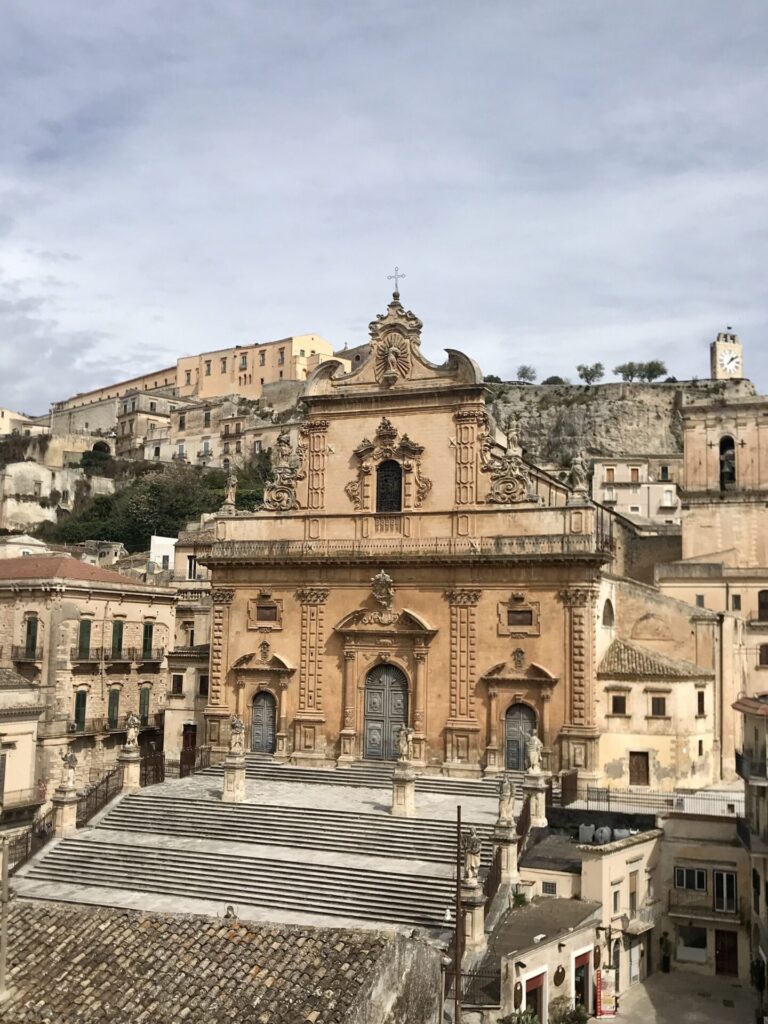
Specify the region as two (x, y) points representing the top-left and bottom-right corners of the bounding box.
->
(482, 659), (558, 684)
(231, 647), (295, 674)
(334, 607), (436, 636)
(345, 418), (431, 511)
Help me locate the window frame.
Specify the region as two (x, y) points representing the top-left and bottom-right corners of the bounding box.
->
(675, 866), (706, 892)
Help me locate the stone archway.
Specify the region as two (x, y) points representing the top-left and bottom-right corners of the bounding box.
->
(363, 664), (408, 761)
(505, 702), (537, 770)
(251, 691), (277, 754)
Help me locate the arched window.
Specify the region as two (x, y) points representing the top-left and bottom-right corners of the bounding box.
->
(719, 436), (736, 491)
(376, 460), (402, 513)
(602, 599), (615, 627)
(759, 591), (768, 623)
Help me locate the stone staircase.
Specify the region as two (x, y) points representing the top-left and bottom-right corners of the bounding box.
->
(201, 756), (523, 799)
(98, 792), (495, 864)
(22, 833), (456, 929)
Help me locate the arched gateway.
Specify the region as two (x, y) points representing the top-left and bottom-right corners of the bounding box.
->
(505, 702), (536, 770)
(363, 664), (408, 761)
(251, 691), (277, 754)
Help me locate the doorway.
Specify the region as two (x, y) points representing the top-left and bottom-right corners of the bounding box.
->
(363, 664), (408, 761)
(629, 751), (650, 786)
(505, 703), (536, 771)
(574, 951), (591, 1009)
(251, 691), (277, 754)
(182, 724), (197, 751)
(715, 929), (738, 976)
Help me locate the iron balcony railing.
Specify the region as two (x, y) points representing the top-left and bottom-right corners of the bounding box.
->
(0, 786), (46, 810)
(70, 647), (103, 662)
(667, 891), (746, 923)
(11, 645), (43, 662)
(40, 712), (164, 739)
(735, 816), (768, 855)
(135, 647), (165, 662)
(736, 748), (768, 781)
(71, 646), (166, 665)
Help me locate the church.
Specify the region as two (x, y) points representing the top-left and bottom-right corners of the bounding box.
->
(199, 292), (728, 785)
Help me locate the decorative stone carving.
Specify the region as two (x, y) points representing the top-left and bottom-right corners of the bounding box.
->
(211, 589), (235, 606)
(359, 570), (399, 626)
(444, 589), (481, 607)
(259, 640), (270, 662)
(368, 292), (423, 388)
(60, 749), (77, 789)
(558, 588), (591, 607)
(463, 828), (482, 884)
(261, 432), (307, 512)
(125, 712), (141, 750)
(229, 714), (245, 756)
(526, 732), (544, 773)
(481, 433), (537, 504)
(397, 723), (414, 763)
(219, 471), (237, 512)
(569, 449), (589, 493)
(513, 647), (525, 670)
(498, 774), (515, 824)
(295, 588), (329, 605)
(345, 418), (431, 510)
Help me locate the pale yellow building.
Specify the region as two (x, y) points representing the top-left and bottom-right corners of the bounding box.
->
(591, 454), (682, 524)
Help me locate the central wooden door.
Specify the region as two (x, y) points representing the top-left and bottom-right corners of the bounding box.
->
(505, 703), (536, 770)
(251, 692), (276, 754)
(363, 664), (408, 761)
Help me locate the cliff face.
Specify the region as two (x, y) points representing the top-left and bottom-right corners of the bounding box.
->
(489, 378), (756, 464)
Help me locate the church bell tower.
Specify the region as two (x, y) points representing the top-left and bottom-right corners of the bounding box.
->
(710, 330), (744, 381)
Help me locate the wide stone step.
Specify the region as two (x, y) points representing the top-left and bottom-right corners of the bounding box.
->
(98, 793), (495, 864)
(24, 837), (456, 928)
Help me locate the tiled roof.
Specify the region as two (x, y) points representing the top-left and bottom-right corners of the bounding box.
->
(0, 667), (37, 689)
(598, 638), (712, 679)
(4, 902), (391, 1024)
(733, 696), (768, 718)
(0, 556), (159, 589)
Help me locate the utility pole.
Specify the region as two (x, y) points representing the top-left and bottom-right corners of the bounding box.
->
(454, 805), (462, 1023)
(0, 836), (9, 1001)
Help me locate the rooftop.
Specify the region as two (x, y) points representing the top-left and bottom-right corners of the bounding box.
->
(2, 901), (394, 1024)
(489, 898), (601, 958)
(598, 637), (713, 680)
(0, 556), (168, 591)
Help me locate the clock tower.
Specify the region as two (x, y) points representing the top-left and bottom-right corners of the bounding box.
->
(710, 330), (744, 380)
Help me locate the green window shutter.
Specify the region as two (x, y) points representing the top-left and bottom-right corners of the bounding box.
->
(139, 687), (150, 723)
(74, 691), (87, 731)
(142, 622), (153, 657)
(25, 617), (38, 655)
(78, 619), (91, 656)
(112, 621), (123, 656)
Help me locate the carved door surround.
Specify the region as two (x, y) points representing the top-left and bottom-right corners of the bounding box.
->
(480, 658), (557, 776)
(230, 648), (294, 761)
(344, 417), (432, 515)
(333, 609), (436, 767)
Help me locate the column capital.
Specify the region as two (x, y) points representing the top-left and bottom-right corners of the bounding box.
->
(444, 588), (481, 607)
(211, 588), (235, 606)
(558, 587), (592, 607)
(296, 587), (329, 605)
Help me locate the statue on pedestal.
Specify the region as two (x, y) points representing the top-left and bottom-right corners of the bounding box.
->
(464, 828), (482, 884)
(526, 733), (544, 773)
(224, 472), (237, 506)
(396, 723), (414, 763)
(60, 749), (78, 789)
(125, 712), (141, 750)
(230, 714), (245, 756)
(569, 450), (589, 493)
(498, 774), (515, 824)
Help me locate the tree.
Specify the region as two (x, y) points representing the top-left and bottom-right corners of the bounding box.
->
(516, 365), (537, 383)
(483, 374), (502, 384)
(613, 361), (640, 382)
(541, 375), (566, 385)
(637, 359), (668, 382)
(576, 362), (605, 384)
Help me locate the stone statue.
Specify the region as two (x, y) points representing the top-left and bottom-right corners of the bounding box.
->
(371, 569), (395, 609)
(526, 733), (544, 773)
(275, 429), (292, 463)
(125, 712), (141, 750)
(570, 450), (588, 493)
(464, 828), (482, 884)
(397, 723), (413, 763)
(224, 472), (237, 506)
(229, 714), (245, 756)
(387, 344), (400, 372)
(498, 774), (515, 824)
(60, 749), (78, 789)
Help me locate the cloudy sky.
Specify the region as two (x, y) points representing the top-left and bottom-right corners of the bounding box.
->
(1, 2), (767, 415)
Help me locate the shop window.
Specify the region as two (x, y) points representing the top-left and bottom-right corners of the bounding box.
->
(677, 925), (707, 964)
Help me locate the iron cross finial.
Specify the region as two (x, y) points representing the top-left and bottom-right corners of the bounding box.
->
(387, 266), (405, 293)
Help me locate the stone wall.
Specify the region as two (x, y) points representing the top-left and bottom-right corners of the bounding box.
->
(348, 932), (442, 1024)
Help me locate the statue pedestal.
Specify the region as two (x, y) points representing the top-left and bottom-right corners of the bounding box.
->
(222, 753), (246, 803)
(493, 820), (520, 884)
(52, 784), (79, 837)
(460, 879), (486, 952)
(522, 770), (549, 829)
(391, 762), (416, 817)
(218, 502), (236, 517)
(118, 748), (141, 794)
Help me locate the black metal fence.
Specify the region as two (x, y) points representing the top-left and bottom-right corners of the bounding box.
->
(483, 846), (502, 913)
(445, 966), (501, 1007)
(75, 765), (123, 827)
(179, 745), (212, 778)
(140, 751), (165, 787)
(8, 808), (55, 875)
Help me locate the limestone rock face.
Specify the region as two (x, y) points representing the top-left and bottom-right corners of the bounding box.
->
(490, 378), (755, 466)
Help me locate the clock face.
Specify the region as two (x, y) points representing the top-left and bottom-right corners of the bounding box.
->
(718, 349), (742, 374)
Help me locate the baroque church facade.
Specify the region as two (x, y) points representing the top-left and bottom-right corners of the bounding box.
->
(198, 294), (724, 783)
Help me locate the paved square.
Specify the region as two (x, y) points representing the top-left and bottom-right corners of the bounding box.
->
(616, 972), (753, 1023)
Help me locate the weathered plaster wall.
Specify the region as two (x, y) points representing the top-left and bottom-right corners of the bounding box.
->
(347, 933), (442, 1024)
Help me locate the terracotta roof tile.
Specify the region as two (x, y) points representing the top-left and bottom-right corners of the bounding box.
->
(4, 902), (392, 1024)
(598, 637), (712, 679)
(0, 556), (158, 589)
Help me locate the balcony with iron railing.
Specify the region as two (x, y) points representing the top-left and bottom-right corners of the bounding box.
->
(736, 748), (768, 783)
(70, 647), (104, 664)
(134, 647), (165, 663)
(11, 645), (43, 663)
(667, 890), (746, 924)
(38, 712), (164, 739)
(0, 787), (46, 810)
(736, 815), (768, 855)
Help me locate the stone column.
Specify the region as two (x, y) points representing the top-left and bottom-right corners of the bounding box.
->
(118, 748), (141, 794)
(205, 588), (235, 750)
(522, 769), (549, 829)
(483, 685), (500, 776)
(222, 752), (246, 803)
(460, 879), (486, 952)
(391, 761), (416, 817)
(411, 647), (427, 766)
(52, 784), (79, 838)
(493, 821), (520, 884)
(338, 647), (357, 766)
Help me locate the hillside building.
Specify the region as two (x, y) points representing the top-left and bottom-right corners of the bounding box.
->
(591, 454), (683, 524)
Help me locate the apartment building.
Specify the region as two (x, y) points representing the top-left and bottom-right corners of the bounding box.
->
(592, 455), (683, 524)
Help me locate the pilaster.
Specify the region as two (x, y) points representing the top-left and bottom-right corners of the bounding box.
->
(443, 588), (482, 776)
(205, 588), (235, 747)
(293, 587), (329, 764)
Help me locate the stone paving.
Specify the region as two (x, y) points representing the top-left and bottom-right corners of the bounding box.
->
(616, 971), (754, 1024)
